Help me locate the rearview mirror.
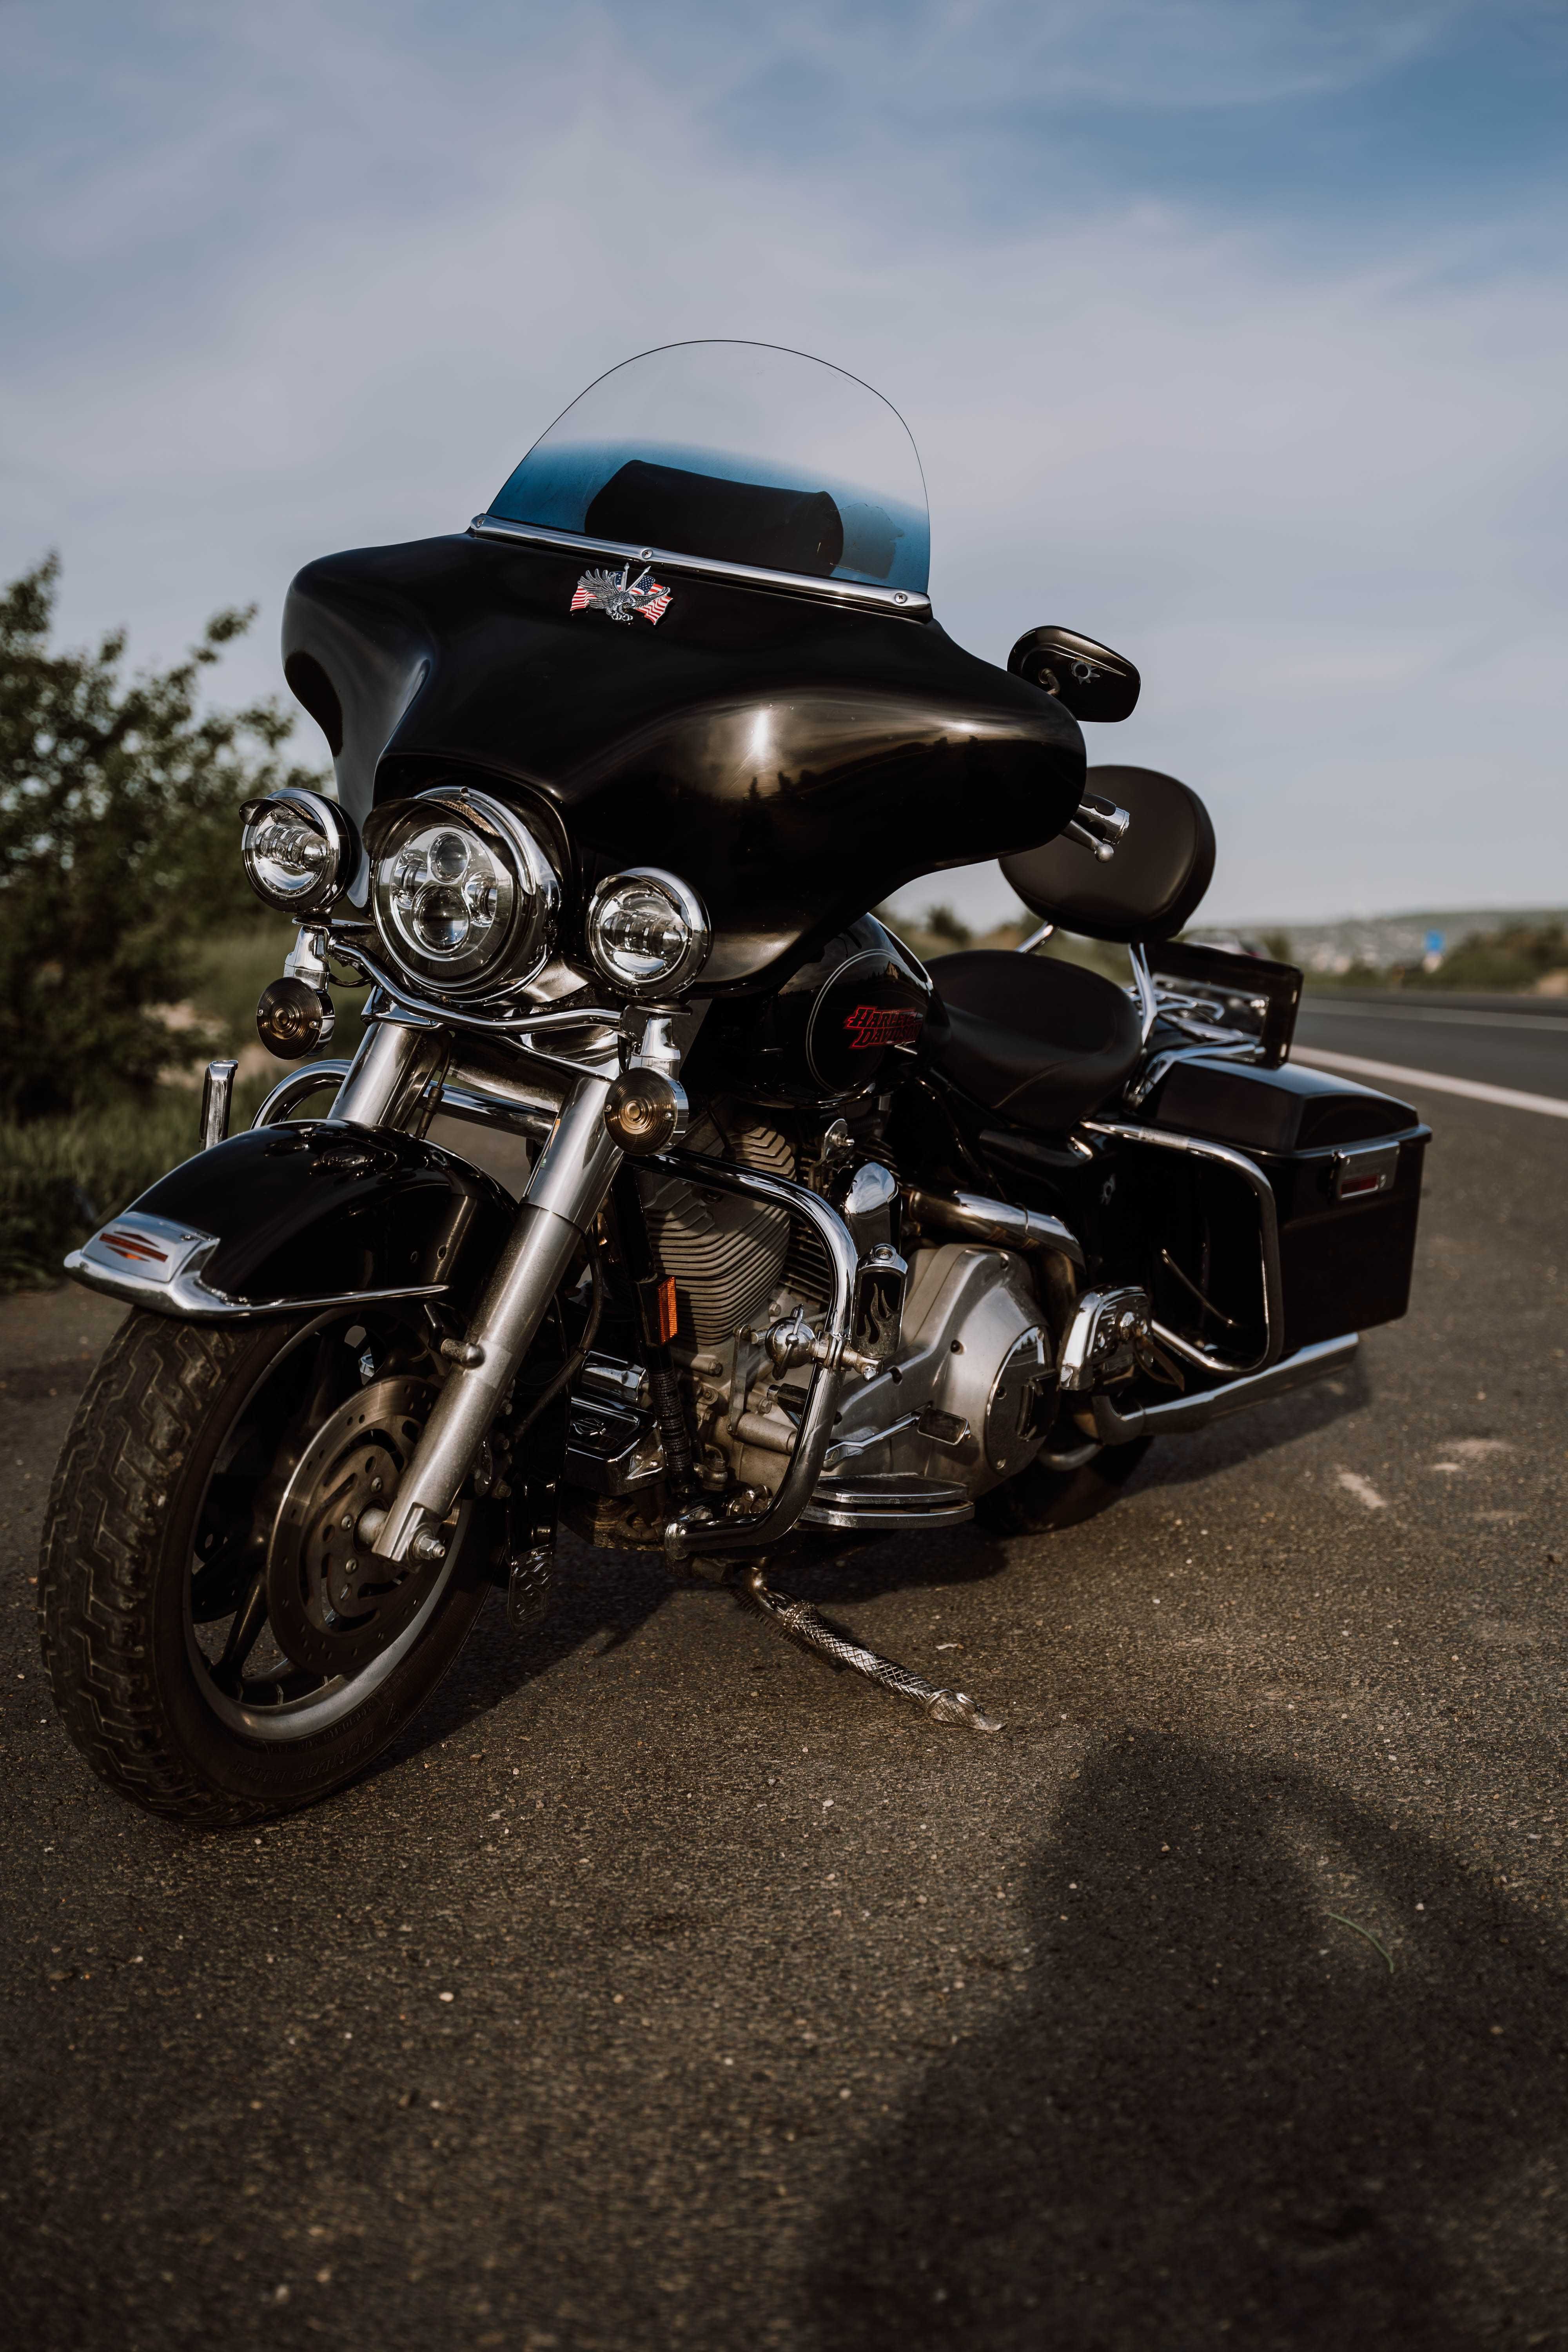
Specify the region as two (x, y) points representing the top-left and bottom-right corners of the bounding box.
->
(1007, 625), (1140, 723)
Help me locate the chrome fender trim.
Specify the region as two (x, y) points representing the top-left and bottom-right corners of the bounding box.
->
(65, 1209), (448, 1321)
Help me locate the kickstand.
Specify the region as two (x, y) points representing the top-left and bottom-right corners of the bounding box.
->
(738, 1563), (1002, 1733)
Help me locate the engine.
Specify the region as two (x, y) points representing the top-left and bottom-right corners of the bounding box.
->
(568, 1113), (1065, 1542)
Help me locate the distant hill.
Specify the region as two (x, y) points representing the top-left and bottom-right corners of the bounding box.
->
(1223, 907), (1568, 975)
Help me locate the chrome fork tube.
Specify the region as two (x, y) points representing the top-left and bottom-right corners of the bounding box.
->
(328, 1016), (450, 1133)
(375, 1073), (622, 1563)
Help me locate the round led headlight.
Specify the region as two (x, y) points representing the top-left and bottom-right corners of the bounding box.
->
(586, 868), (711, 999)
(239, 787), (355, 915)
(366, 787), (559, 998)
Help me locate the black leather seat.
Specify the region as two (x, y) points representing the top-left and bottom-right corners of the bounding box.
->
(926, 949), (1143, 1131)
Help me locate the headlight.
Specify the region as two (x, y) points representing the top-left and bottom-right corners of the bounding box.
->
(586, 868), (710, 998)
(366, 787), (559, 998)
(239, 787), (355, 915)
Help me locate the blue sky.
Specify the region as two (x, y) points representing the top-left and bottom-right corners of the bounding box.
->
(3, 0), (1564, 922)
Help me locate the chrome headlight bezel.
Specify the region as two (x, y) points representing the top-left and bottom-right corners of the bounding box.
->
(365, 786), (560, 1001)
(239, 786), (356, 916)
(586, 867), (711, 999)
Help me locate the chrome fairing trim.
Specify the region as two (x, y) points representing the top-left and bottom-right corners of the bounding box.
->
(1087, 1333), (1358, 1443)
(1080, 1116), (1284, 1376)
(65, 1209), (448, 1321)
(469, 514), (933, 619)
(649, 1153), (860, 1562)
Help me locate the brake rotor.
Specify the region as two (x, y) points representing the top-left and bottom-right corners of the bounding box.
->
(265, 1376), (453, 1677)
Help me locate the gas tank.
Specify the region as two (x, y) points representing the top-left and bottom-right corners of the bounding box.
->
(686, 918), (931, 1107)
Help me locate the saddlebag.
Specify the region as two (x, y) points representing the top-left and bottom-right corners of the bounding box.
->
(1136, 1054), (1430, 1359)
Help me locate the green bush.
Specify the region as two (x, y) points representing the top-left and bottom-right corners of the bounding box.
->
(0, 556), (326, 1117)
(0, 1095), (217, 1290)
(1411, 921), (1568, 992)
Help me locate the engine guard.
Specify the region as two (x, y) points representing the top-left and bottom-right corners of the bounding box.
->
(65, 1121), (517, 1321)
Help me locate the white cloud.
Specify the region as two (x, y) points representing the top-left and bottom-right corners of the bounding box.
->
(2, 0), (1563, 921)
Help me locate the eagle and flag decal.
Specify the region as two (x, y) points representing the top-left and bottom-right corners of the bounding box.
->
(570, 564), (673, 626)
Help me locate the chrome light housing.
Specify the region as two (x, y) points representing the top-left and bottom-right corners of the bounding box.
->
(366, 787), (559, 998)
(586, 868), (710, 998)
(239, 787), (355, 915)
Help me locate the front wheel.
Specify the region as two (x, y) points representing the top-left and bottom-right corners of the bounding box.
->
(38, 1306), (493, 1825)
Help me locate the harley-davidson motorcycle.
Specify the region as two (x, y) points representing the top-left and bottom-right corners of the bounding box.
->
(40, 341), (1428, 1822)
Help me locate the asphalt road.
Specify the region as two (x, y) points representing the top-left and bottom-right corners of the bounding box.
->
(1294, 991), (1568, 1102)
(4, 1077), (1566, 2352)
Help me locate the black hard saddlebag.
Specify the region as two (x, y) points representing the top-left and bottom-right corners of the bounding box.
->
(1135, 1054), (1429, 1360)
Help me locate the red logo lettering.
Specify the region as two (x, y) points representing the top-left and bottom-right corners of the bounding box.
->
(842, 1004), (923, 1050)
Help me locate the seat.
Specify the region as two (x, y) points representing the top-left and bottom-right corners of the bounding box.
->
(925, 949), (1143, 1131)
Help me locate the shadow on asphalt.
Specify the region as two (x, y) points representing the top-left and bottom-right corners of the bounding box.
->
(368, 1362), (1374, 1775)
(802, 1732), (1566, 2350)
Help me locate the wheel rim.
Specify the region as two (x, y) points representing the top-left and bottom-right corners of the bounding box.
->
(183, 1311), (463, 1744)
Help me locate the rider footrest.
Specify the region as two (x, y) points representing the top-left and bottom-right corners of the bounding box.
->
(800, 1471), (974, 1532)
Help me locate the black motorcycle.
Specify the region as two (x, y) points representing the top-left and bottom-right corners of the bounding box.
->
(40, 340), (1428, 1821)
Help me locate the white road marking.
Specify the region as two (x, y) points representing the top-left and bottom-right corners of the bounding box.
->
(1292, 1045), (1568, 1120)
(1302, 1002), (1568, 1033)
(1336, 1469), (1388, 1510)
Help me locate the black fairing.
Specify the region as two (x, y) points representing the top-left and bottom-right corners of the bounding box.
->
(282, 533), (1085, 991)
(127, 1124), (515, 1309)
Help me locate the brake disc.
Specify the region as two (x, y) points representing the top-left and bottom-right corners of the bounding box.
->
(265, 1376), (453, 1677)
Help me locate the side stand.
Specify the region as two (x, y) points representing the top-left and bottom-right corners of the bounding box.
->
(737, 1563), (1002, 1733)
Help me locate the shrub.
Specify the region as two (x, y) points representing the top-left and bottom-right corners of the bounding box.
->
(0, 556), (325, 1118)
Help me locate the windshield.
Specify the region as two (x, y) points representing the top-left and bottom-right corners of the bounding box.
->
(486, 341), (929, 595)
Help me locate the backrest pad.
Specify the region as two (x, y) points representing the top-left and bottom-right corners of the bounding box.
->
(1000, 764), (1216, 945)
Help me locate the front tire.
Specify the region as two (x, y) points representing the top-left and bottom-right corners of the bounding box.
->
(38, 1308), (491, 1825)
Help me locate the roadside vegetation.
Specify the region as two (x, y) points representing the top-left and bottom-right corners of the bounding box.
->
(0, 559), (346, 1287)
(1294, 918), (1568, 994)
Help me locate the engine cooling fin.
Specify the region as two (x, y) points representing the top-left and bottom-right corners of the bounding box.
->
(636, 1113), (796, 1346)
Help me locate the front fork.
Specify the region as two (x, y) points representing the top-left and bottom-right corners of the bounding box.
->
(334, 1020), (623, 1566)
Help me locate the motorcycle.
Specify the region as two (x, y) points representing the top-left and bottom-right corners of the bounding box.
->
(39, 340), (1428, 1822)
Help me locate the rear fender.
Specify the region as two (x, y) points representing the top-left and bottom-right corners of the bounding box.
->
(65, 1122), (517, 1321)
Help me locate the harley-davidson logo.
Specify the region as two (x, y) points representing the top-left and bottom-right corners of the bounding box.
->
(842, 1004), (923, 1050)
(569, 564), (672, 626)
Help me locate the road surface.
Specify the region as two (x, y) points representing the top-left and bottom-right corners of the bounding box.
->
(3, 1070), (1565, 2350)
(1294, 989), (1568, 1105)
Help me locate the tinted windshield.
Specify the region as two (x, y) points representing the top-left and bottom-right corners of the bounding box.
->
(487, 341), (929, 595)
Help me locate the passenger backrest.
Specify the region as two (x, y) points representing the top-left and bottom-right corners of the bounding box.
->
(1001, 763), (1215, 945)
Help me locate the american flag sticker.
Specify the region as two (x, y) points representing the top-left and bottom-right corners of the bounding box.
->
(570, 565), (673, 626)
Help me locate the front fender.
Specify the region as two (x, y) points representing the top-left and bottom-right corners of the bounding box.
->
(65, 1122), (517, 1320)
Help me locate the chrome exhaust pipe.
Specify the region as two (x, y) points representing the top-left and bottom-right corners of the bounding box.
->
(1088, 1332), (1358, 1444)
(903, 1187), (1084, 1266)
